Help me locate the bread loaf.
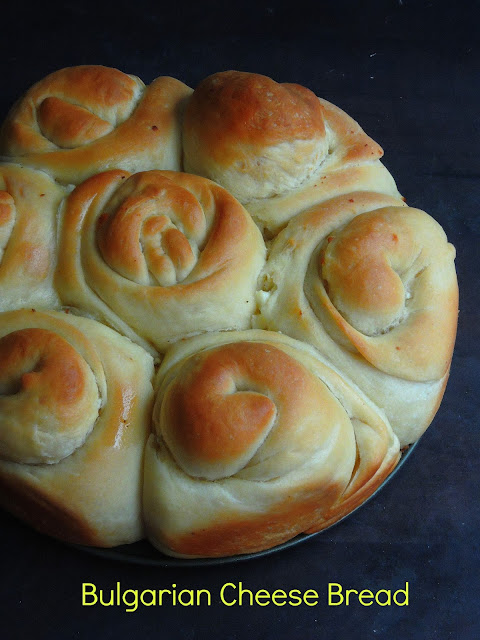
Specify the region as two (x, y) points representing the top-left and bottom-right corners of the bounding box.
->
(0, 67), (458, 558)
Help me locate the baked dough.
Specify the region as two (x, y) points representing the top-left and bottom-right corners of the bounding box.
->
(144, 330), (399, 558)
(255, 192), (459, 446)
(0, 65), (192, 184)
(183, 71), (402, 235)
(0, 66), (458, 558)
(55, 169), (266, 353)
(0, 308), (154, 546)
(0, 163), (66, 311)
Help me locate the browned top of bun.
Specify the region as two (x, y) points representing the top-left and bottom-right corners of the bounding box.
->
(0, 65), (192, 184)
(160, 341), (340, 480)
(183, 71), (401, 235)
(0, 308), (154, 546)
(144, 329), (399, 557)
(185, 71), (326, 164)
(56, 169), (265, 352)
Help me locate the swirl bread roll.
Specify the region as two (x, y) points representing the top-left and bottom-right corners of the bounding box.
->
(55, 169), (265, 353)
(256, 192), (458, 447)
(183, 71), (402, 236)
(144, 330), (399, 558)
(0, 65), (192, 184)
(0, 308), (154, 546)
(0, 163), (66, 311)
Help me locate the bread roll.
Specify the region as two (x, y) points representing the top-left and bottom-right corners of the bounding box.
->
(0, 308), (154, 546)
(144, 330), (399, 558)
(256, 192), (458, 446)
(55, 169), (265, 353)
(0, 65), (192, 184)
(183, 71), (402, 235)
(0, 163), (66, 311)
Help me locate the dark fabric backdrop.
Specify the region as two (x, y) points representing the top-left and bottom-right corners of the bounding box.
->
(0, 1), (478, 638)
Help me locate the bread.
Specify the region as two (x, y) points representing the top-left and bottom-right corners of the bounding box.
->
(55, 169), (266, 353)
(0, 308), (154, 546)
(144, 330), (399, 558)
(0, 66), (458, 558)
(255, 191), (458, 446)
(0, 163), (66, 311)
(183, 71), (402, 235)
(0, 65), (192, 185)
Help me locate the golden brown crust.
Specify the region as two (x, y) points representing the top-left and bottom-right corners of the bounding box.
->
(315, 206), (458, 380)
(0, 66), (458, 559)
(183, 71), (402, 234)
(0, 66), (192, 184)
(256, 191), (459, 446)
(0, 309), (154, 546)
(160, 480), (344, 558)
(184, 71), (326, 164)
(144, 330), (399, 558)
(161, 345), (278, 471)
(55, 169), (266, 352)
(0, 328), (100, 463)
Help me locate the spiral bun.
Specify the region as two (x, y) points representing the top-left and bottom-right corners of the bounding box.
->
(0, 328), (101, 464)
(144, 330), (399, 558)
(0, 309), (154, 546)
(55, 169), (265, 352)
(184, 71), (402, 234)
(256, 192), (458, 446)
(0, 66), (192, 184)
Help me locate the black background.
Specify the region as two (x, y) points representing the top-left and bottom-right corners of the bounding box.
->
(1, 1), (479, 638)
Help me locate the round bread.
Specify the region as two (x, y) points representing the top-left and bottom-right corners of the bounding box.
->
(0, 66), (459, 560)
(0, 163), (66, 312)
(55, 169), (266, 353)
(0, 65), (192, 184)
(183, 71), (402, 235)
(0, 308), (154, 546)
(255, 191), (459, 446)
(144, 330), (399, 558)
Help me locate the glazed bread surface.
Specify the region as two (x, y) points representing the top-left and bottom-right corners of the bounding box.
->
(255, 191), (459, 446)
(0, 66), (459, 559)
(0, 65), (192, 184)
(144, 330), (399, 558)
(55, 169), (266, 353)
(183, 71), (402, 235)
(0, 308), (154, 546)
